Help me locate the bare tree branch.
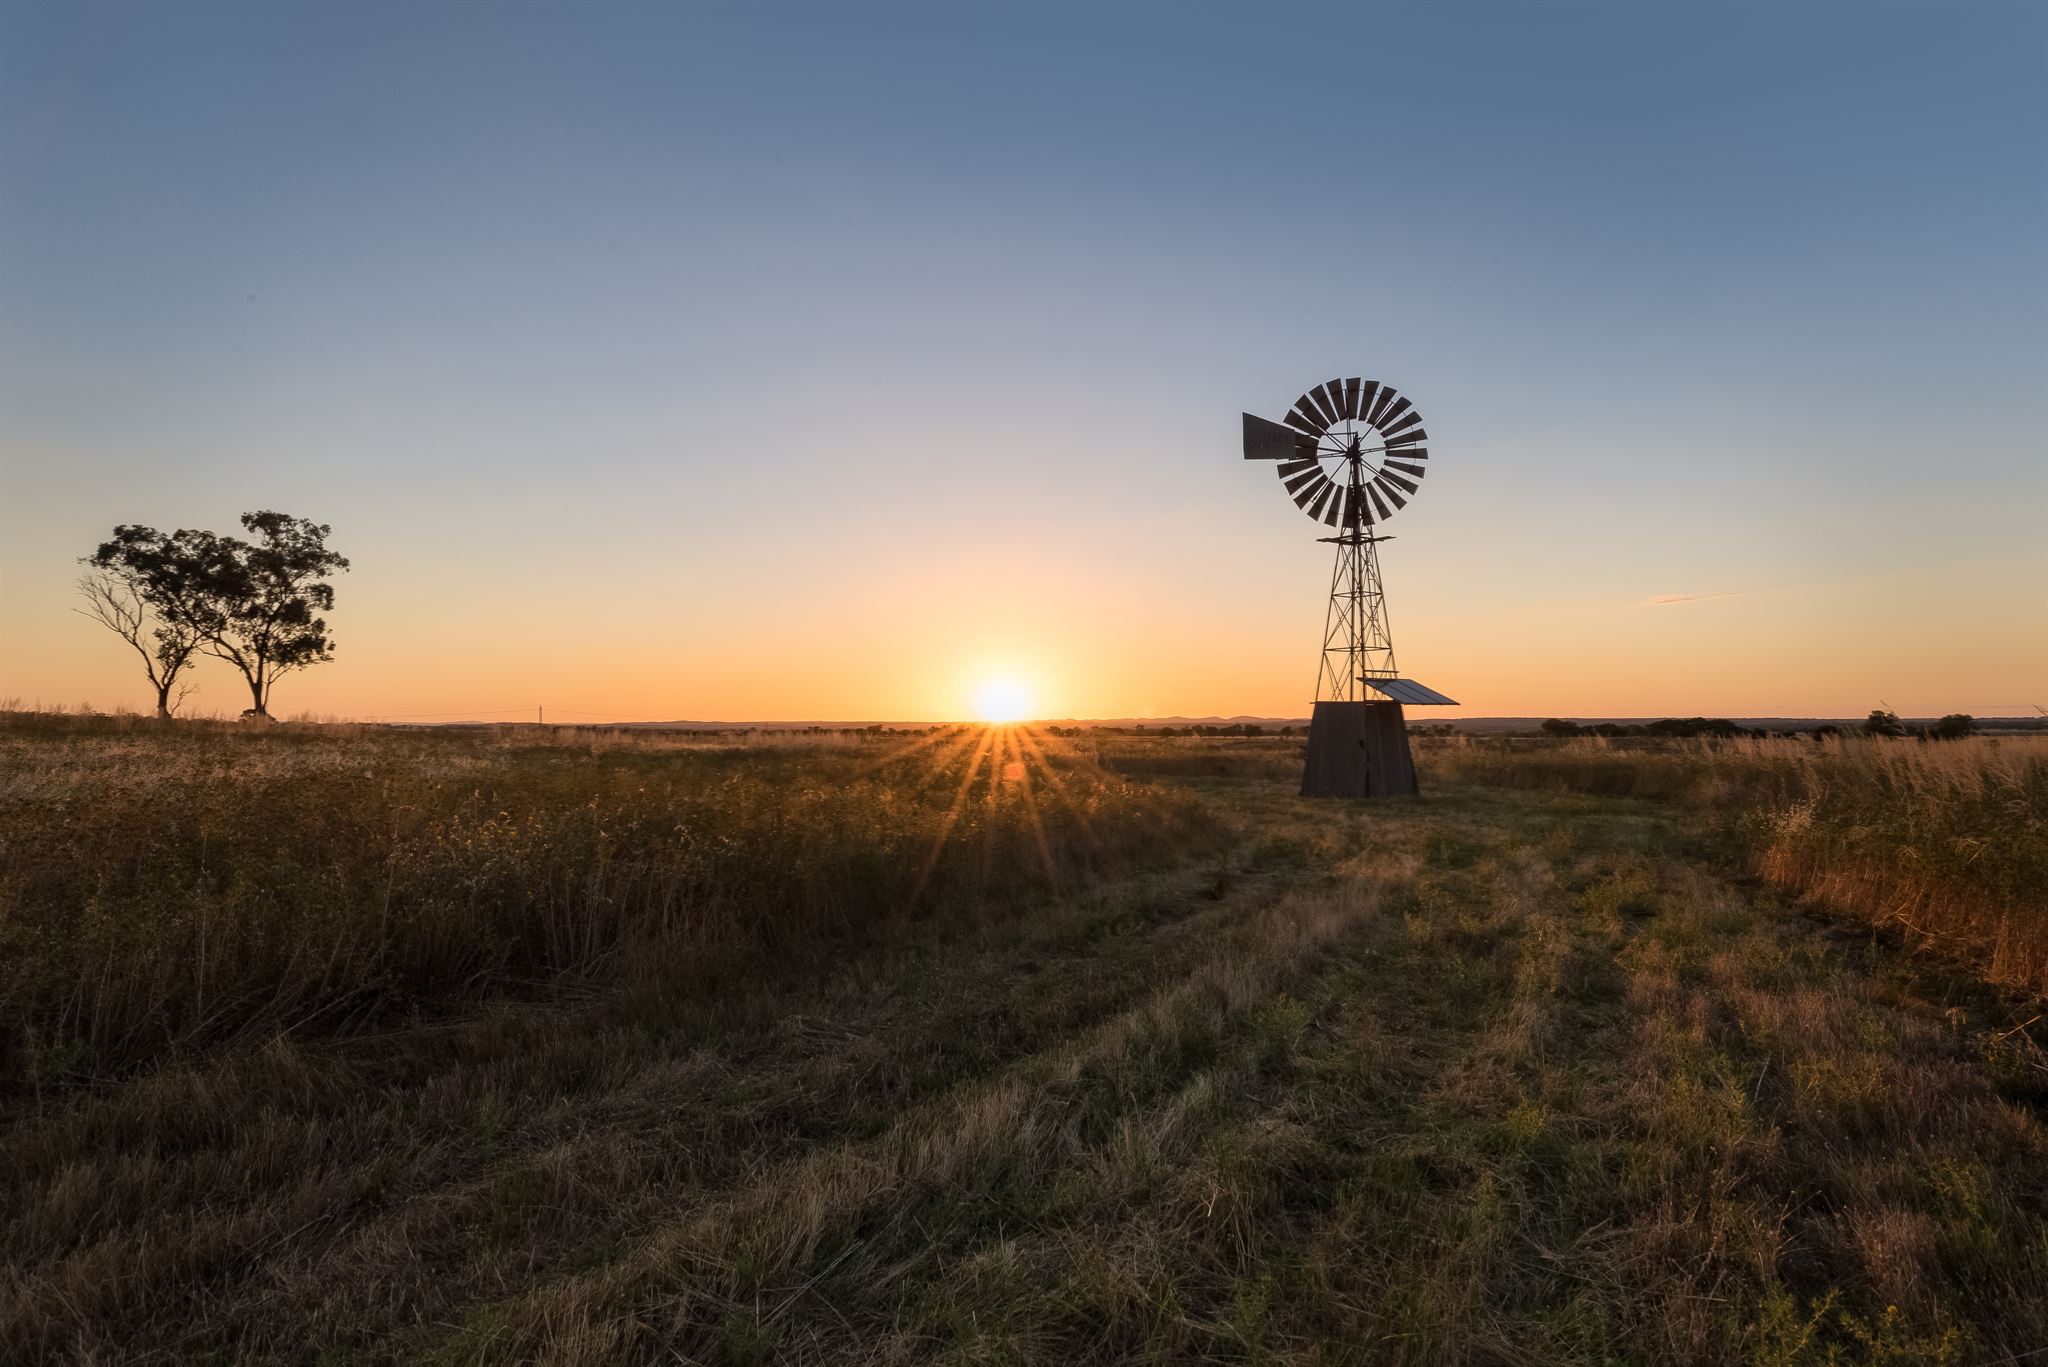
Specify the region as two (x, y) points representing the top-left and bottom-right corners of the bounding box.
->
(74, 564), (204, 718)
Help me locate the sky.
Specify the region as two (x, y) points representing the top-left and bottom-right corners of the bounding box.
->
(2, 0), (2044, 722)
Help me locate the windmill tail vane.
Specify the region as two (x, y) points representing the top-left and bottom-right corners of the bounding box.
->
(1242, 377), (1457, 799)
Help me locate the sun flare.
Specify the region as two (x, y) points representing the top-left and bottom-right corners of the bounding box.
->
(974, 678), (1034, 724)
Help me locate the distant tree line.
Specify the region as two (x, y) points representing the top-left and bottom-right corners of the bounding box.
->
(1838, 709), (1975, 740)
(76, 511), (347, 719)
(1044, 723), (1281, 738)
(1812, 710), (1975, 741)
(1541, 711), (1978, 741)
(1540, 717), (1751, 739)
(1024, 714), (1993, 744)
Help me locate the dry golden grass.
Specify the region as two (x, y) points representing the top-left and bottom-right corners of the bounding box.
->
(0, 713), (1214, 1089)
(1431, 734), (2048, 995)
(2, 719), (2044, 1363)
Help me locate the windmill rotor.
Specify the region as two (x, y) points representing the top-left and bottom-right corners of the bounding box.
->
(1242, 378), (1430, 529)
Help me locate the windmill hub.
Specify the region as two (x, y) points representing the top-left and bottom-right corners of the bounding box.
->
(1242, 377), (1458, 800)
(1317, 433), (1363, 481)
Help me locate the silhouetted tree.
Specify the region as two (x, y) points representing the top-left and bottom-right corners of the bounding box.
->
(1541, 718), (1583, 737)
(73, 535), (209, 717)
(1930, 713), (1974, 740)
(193, 512), (349, 718)
(89, 512), (348, 720)
(1644, 717), (1745, 738)
(1863, 708), (1906, 737)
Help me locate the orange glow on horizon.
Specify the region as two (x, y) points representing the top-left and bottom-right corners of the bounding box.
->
(4, 527), (2041, 723)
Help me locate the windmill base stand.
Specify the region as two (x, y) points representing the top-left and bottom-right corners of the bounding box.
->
(1301, 701), (1417, 799)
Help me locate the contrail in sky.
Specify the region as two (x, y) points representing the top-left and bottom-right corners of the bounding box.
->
(1647, 591), (1741, 606)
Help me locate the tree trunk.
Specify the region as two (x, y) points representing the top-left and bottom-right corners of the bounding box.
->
(245, 672), (269, 720)
(155, 680), (173, 720)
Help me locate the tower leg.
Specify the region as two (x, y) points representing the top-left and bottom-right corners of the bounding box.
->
(1301, 700), (1417, 799)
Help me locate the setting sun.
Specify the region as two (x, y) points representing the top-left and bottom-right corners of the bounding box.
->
(974, 678), (1034, 723)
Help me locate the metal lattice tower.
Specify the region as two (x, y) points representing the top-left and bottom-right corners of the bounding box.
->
(1314, 443), (1398, 701)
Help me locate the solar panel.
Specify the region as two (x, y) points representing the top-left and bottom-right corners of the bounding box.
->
(1361, 678), (1459, 706)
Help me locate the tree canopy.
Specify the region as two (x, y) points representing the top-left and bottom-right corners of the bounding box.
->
(196, 512), (351, 716)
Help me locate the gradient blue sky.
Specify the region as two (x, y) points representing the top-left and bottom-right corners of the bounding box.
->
(3, 0), (2043, 720)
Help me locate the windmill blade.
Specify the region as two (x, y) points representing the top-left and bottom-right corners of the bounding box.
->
(1341, 378), (1362, 418)
(1290, 470), (1332, 506)
(1383, 425), (1427, 448)
(1383, 458), (1428, 479)
(1284, 405), (1325, 436)
(1310, 481), (1343, 524)
(1277, 467), (1327, 500)
(1321, 380), (1351, 421)
(1243, 412), (1310, 461)
(1366, 483), (1395, 521)
(1302, 481), (1335, 524)
(1355, 381), (1380, 425)
(1377, 396), (1414, 430)
(1366, 387), (1399, 426)
(1276, 456), (1320, 478)
(1378, 468), (1420, 496)
(1372, 475), (1409, 509)
(1319, 485), (1344, 525)
(1306, 385), (1341, 426)
(1381, 410), (1422, 438)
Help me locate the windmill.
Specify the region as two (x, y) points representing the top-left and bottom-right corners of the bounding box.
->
(1242, 377), (1456, 798)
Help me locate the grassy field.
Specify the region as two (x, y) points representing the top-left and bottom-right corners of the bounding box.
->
(1433, 735), (2048, 995)
(3, 718), (2045, 1364)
